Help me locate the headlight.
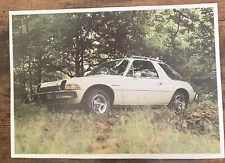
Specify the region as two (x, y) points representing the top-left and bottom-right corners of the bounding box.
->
(65, 84), (81, 90)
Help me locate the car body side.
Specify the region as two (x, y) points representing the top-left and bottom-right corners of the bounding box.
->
(36, 58), (196, 107)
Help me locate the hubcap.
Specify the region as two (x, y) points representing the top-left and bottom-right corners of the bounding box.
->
(174, 95), (186, 110)
(91, 94), (107, 114)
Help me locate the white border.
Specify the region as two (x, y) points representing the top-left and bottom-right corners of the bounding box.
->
(9, 3), (220, 15)
(213, 3), (225, 157)
(9, 7), (15, 159)
(9, 3), (224, 159)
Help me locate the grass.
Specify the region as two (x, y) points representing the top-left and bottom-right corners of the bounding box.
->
(14, 101), (220, 154)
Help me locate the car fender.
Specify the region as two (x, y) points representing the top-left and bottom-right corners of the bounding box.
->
(65, 75), (124, 104)
(172, 81), (196, 103)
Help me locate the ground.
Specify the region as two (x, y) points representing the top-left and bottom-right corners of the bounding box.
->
(14, 101), (220, 154)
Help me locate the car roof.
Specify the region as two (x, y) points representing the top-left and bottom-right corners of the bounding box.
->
(105, 56), (164, 64)
(125, 56), (164, 64)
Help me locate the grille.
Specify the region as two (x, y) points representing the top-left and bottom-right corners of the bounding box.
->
(38, 92), (77, 104)
(39, 85), (60, 93)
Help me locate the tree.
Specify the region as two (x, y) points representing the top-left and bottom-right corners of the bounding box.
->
(12, 8), (217, 100)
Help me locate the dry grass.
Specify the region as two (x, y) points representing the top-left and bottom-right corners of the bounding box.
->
(14, 102), (220, 154)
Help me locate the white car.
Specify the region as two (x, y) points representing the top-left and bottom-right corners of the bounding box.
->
(36, 56), (197, 115)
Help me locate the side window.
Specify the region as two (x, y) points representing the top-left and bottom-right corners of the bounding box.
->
(159, 63), (181, 80)
(126, 65), (134, 77)
(126, 60), (158, 78)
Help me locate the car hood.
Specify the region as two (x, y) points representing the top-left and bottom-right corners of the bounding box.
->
(40, 75), (123, 88)
(66, 75), (123, 84)
(40, 79), (64, 88)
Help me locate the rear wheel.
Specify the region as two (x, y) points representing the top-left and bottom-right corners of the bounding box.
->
(169, 92), (188, 111)
(83, 88), (112, 115)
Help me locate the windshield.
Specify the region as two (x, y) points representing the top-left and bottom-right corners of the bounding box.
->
(159, 63), (182, 80)
(87, 59), (129, 76)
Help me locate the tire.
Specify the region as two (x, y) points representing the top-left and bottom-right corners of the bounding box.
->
(169, 91), (188, 111)
(83, 88), (112, 115)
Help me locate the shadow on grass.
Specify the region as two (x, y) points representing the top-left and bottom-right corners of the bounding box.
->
(14, 100), (84, 118)
(14, 99), (167, 121)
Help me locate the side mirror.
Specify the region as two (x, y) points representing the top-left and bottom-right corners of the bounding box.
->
(134, 72), (141, 78)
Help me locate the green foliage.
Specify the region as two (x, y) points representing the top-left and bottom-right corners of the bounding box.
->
(14, 100), (48, 118)
(12, 8), (217, 100)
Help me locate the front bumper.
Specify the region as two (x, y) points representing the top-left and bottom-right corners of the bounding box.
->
(36, 90), (81, 104)
(188, 90), (198, 103)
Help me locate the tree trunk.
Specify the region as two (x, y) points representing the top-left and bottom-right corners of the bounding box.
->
(37, 51), (42, 83)
(25, 21), (33, 95)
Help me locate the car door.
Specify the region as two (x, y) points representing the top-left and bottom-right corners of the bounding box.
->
(122, 76), (142, 105)
(122, 60), (143, 105)
(122, 60), (172, 105)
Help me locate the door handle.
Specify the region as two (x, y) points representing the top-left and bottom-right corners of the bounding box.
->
(158, 82), (162, 85)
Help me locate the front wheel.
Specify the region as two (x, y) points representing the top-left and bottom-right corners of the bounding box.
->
(83, 89), (112, 115)
(169, 92), (188, 111)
